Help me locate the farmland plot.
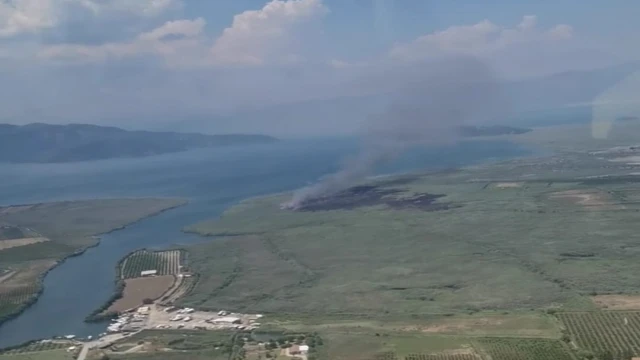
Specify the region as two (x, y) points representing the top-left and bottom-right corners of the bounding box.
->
(558, 311), (640, 354)
(121, 250), (182, 279)
(0, 284), (38, 305)
(476, 338), (574, 360)
(404, 354), (478, 360)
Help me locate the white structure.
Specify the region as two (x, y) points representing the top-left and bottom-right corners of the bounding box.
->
(140, 270), (157, 277)
(299, 345), (309, 353)
(213, 316), (241, 324)
(137, 306), (150, 314)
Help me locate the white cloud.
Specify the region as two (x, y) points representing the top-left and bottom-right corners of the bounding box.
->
(138, 17), (205, 41)
(0, 0), (57, 37)
(517, 15), (537, 31)
(209, 0), (328, 66)
(39, 17), (205, 63)
(40, 0), (329, 68)
(76, 0), (181, 17)
(0, 0), (179, 38)
(389, 15), (574, 62)
(548, 24), (573, 40)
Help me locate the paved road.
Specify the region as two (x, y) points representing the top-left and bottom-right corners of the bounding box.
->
(77, 344), (89, 360)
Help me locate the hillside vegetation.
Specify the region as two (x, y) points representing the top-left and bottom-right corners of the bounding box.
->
(0, 123), (277, 163)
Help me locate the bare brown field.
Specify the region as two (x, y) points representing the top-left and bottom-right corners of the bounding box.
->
(592, 295), (640, 310)
(0, 237), (49, 251)
(417, 318), (504, 334)
(390, 315), (559, 338)
(107, 275), (175, 312)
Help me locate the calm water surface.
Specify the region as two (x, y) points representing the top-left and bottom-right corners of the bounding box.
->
(0, 138), (530, 348)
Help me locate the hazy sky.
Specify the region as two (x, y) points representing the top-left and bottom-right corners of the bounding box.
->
(1, 0), (638, 134)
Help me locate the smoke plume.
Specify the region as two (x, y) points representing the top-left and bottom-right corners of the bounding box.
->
(284, 55), (504, 209)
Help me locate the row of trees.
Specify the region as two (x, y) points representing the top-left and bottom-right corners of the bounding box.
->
(577, 349), (636, 360)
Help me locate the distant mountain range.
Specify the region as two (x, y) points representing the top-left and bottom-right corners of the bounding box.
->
(459, 125), (532, 137)
(0, 123), (278, 163)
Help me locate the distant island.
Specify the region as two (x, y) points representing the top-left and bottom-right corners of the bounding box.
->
(459, 125), (532, 137)
(0, 123), (278, 163)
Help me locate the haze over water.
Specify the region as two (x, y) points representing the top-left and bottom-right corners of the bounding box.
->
(0, 138), (529, 348)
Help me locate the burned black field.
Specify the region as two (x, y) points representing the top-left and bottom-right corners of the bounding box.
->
(294, 185), (457, 212)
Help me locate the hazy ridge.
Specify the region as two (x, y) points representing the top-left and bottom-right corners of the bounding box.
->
(0, 123), (278, 163)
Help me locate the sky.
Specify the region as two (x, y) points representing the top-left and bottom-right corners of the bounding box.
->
(1, 0), (639, 135)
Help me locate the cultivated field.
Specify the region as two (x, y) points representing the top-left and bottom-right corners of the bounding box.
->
(0, 198), (186, 324)
(558, 311), (640, 354)
(107, 276), (176, 312)
(404, 354), (478, 360)
(475, 338), (574, 360)
(121, 250), (182, 279)
(98, 249), (189, 315)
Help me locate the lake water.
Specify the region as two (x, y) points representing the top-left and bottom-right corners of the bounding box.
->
(0, 138), (531, 348)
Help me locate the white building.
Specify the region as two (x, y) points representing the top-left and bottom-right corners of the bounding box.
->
(299, 345), (309, 353)
(140, 270), (157, 277)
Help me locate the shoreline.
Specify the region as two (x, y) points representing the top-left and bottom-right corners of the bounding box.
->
(0, 199), (189, 331)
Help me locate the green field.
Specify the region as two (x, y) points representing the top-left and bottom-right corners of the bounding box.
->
(0, 349), (75, 360)
(0, 198), (186, 323)
(0, 341), (77, 360)
(0, 226), (38, 241)
(182, 173), (640, 316)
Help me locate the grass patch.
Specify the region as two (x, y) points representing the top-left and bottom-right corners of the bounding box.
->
(0, 349), (75, 360)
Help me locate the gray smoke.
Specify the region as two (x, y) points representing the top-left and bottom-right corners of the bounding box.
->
(284, 55), (504, 209)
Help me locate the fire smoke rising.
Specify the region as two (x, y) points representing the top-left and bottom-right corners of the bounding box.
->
(285, 56), (504, 209)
